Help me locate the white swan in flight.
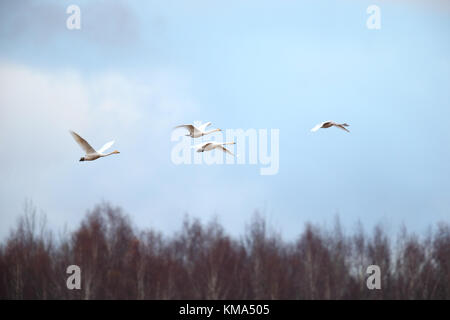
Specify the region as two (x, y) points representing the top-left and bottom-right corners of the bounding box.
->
(174, 122), (222, 138)
(193, 141), (236, 156)
(70, 131), (120, 161)
(311, 121), (350, 133)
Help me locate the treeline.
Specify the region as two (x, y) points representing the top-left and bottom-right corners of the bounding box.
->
(0, 202), (449, 299)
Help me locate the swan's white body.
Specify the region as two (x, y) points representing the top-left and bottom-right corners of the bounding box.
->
(70, 131), (120, 161)
(174, 122), (221, 138)
(193, 141), (236, 156)
(311, 121), (350, 133)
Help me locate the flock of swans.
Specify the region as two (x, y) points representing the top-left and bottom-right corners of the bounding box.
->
(70, 120), (350, 162)
(175, 122), (237, 156)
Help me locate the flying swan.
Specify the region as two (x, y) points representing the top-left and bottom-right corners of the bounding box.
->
(311, 121), (350, 133)
(70, 130), (120, 161)
(193, 141), (236, 156)
(174, 122), (222, 138)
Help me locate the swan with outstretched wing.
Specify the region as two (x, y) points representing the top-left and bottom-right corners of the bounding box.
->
(70, 131), (120, 161)
(192, 141), (236, 156)
(174, 121), (221, 138)
(311, 121), (350, 133)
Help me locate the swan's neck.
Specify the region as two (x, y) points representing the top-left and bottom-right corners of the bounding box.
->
(205, 128), (221, 134)
(102, 151), (116, 157)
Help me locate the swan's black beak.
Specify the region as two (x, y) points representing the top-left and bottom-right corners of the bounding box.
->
(79, 157), (84, 162)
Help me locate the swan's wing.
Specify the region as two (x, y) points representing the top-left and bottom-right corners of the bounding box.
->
(191, 142), (211, 150)
(310, 123), (322, 132)
(220, 146), (234, 156)
(98, 140), (115, 154)
(70, 131), (96, 154)
(174, 124), (195, 134)
(335, 124), (350, 132)
(202, 142), (213, 148)
(198, 122), (212, 131)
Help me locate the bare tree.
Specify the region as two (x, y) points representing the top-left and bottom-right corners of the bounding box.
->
(0, 201), (448, 300)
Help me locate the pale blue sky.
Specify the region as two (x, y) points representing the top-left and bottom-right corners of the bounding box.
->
(0, 0), (449, 240)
